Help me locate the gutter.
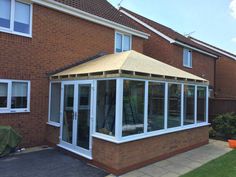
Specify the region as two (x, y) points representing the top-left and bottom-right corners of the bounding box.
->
(31, 0), (150, 39)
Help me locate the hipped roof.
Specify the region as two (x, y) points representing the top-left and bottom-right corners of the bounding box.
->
(52, 50), (207, 83)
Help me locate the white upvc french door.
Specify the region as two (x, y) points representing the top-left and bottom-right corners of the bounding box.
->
(59, 80), (94, 159)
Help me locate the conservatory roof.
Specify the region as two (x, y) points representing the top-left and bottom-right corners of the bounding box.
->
(51, 50), (207, 83)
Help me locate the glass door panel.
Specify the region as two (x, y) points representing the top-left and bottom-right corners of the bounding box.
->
(62, 84), (74, 144)
(77, 84), (91, 150)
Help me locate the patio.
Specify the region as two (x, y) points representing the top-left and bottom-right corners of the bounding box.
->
(107, 139), (231, 177)
(0, 149), (108, 177)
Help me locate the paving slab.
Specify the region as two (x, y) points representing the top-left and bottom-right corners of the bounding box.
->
(109, 139), (231, 177)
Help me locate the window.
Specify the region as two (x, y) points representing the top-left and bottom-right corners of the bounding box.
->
(183, 85), (195, 125)
(122, 80), (145, 136)
(197, 86), (207, 123)
(0, 0), (32, 36)
(11, 82), (28, 109)
(168, 84), (181, 128)
(0, 0), (11, 29)
(183, 48), (192, 68)
(115, 32), (131, 53)
(49, 83), (61, 124)
(0, 83), (8, 108)
(0, 80), (30, 113)
(96, 80), (116, 136)
(148, 82), (165, 132)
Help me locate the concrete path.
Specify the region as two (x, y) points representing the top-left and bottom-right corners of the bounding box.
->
(108, 139), (232, 177)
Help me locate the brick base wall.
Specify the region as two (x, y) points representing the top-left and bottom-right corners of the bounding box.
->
(92, 126), (209, 175)
(45, 125), (60, 146)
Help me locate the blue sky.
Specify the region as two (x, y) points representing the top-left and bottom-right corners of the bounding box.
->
(108, 0), (236, 54)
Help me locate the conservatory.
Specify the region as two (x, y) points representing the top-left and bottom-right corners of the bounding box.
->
(48, 50), (209, 175)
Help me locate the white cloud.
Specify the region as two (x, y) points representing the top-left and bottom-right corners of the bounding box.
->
(230, 0), (236, 19)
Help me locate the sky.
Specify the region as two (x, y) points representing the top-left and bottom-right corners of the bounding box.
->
(108, 0), (236, 55)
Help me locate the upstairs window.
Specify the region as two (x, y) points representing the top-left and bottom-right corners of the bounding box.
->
(115, 32), (132, 53)
(183, 48), (192, 68)
(0, 0), (32, 36)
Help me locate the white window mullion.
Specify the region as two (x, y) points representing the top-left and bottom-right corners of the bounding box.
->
(10, 0), (15, 32)
(115, 78), (123, 141)
(194, 85), (197, 124)
(181, 84), (184, 127)
(206, 86), (209, 124)
(144, 81), (148, 134)
(164, 82), (168, 130)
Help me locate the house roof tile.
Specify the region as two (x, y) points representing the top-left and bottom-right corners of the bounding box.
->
(53, 0), (143, 31)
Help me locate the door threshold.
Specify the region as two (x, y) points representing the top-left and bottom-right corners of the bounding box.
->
(57, 144), (93, 160)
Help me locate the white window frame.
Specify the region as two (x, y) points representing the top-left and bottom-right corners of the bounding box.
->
(92, 77), (209, 144)
(114, 31), (132, 53)
(183, 48), (192, 68)
(0, 0), (33, 38)
(47, 81), (61, 127)
(0, 79), (30, 113)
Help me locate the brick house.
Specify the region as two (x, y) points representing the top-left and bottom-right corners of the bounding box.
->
(0, 0), (210, 175)
(190, 37), (236, 99)
(120, 8), (220, 97)
(190, 37), (236, 118)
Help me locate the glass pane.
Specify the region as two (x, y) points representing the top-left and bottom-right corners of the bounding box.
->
(50, 83), (61, 123)
(123, 35), (131, 51)
(0, 0), (11, 28)
(184, 85), (195, 125)
(14, 1), (30, 34)
(96, 80), (116, 136)
(62, 85), (74, 144)
(115, 33), (122, 53)
(122, 80), (145, 136)
(0, 83), (8, 108)
(77, 85), (91, 150)
(168, 84), (181, 128)
(183, 49), (189, 66)
(11, 82), (28, 109)
(148, 82), (165, 131)
(197, 86), (206, 123)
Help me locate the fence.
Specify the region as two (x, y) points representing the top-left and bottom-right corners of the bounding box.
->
(209, 98), (236, 123)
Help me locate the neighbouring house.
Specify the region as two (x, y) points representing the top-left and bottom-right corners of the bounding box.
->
(190, 37), (236, 119)
(120, 8), (220, 98)
(0, 0), (209, 175)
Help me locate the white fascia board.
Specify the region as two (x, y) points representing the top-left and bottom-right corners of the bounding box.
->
(121, 9), (175, 43)
(172, 41), (218, 58)
(191, 39), (236, 60)
(121, 10), (219, 59)
(31, 0), (149, 39)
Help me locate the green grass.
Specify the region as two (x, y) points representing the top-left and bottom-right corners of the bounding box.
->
(181, 150), (236, 177)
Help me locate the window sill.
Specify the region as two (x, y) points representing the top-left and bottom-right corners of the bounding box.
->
(183, 64), (192, 69)
(47, 122), (61, 128)
(0, 28), (32, 38)
(0, 109), (30, 114)
(92, 123), (210, 144)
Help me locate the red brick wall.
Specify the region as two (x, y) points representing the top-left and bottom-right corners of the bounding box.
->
(0, 4), (144, 147)
(124, 20), (216, 88)
(142, 29), (215, 87)
(215, 56), (236, 99)
(92, 126), (209, 175)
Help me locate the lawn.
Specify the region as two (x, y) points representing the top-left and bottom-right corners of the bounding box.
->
(181, 150), (236, 177)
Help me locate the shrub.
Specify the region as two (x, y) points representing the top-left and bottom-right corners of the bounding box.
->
(212, 112), (236, 140)
(209, 127), (217, 138)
